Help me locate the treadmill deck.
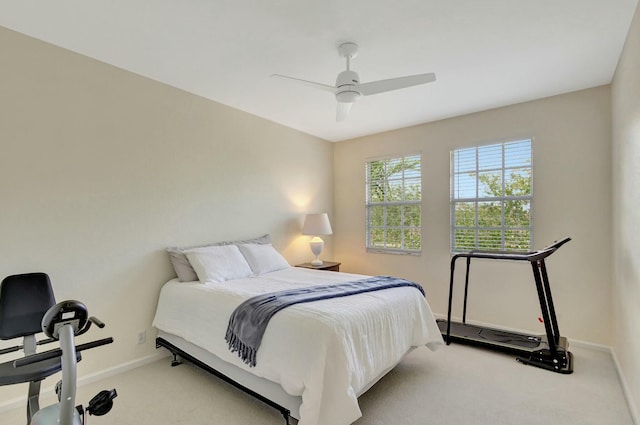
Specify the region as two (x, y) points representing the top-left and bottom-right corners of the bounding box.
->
(437, 319), (545, 353)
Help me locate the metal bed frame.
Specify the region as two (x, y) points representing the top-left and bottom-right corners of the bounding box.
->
(156, 336), (296, 425)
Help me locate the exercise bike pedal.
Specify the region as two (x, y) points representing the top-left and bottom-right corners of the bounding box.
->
(87, 388), (118, 416)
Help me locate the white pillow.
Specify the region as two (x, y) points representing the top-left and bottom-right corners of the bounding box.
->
(184, 245), (253, 283)
(237, 243), (290, 275)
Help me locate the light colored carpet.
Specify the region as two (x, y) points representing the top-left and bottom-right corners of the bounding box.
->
(1, 343), (633, 425)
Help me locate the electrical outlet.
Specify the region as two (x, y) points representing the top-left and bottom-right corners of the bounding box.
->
(137, 330), (146, 345)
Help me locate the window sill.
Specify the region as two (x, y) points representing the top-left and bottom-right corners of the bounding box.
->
(366, 248), (421, 256)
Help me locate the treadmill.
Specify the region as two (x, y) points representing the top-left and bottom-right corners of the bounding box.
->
(436, 237), (573, 374)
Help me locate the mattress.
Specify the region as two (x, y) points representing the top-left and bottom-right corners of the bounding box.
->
(152, 267), (443, 425)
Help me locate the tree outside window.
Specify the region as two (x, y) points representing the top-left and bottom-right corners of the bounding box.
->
(366, 154), (421, 254)
(451, 140), (532, 252)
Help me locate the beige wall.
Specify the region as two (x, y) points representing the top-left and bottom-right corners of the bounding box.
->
(334, 86), (612, 346)
(0, 27), (333, 404)
(612, 2), (640, 422)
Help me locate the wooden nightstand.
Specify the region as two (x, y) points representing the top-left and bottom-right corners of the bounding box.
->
(295, 261), (341, 272)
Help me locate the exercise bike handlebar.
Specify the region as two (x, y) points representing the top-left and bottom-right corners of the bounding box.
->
(13, 337), (114, 368)
(89, 316), (106, 329)
(75, 316), (106, 337)
(0, 337), (57, 356)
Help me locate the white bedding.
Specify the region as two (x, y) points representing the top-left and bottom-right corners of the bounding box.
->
(152, 267), (443, 425)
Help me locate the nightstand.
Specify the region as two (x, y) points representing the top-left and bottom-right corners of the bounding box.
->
(295, 261), (341, 272)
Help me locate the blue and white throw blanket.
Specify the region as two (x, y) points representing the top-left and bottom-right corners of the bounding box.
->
(225, 275), (425, 367)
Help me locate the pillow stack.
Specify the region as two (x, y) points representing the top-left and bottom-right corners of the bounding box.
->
(166, 234), (290, 283)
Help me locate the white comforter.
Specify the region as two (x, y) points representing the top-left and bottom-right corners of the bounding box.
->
(152, 267), (443, 425)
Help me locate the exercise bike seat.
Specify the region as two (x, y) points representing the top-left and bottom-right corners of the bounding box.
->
(0, 273), (65, 386)
(2, 301), (88, 384)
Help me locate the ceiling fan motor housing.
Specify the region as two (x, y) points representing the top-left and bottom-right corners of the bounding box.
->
(336, 69), (361, 103)
(336, 69), (360, 87)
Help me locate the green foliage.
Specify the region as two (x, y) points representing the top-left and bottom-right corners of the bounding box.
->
(367, 156), (421, 251)
(453, 169), (531, 252)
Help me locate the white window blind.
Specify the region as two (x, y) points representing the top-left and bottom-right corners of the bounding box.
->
(366, 154), (421, 254)
(450, 139), (532, 252)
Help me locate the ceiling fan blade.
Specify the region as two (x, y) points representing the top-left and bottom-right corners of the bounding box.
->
(358, 73), (436, 96)
(336, 102), (352, 122)
(271, 74), (336, 93)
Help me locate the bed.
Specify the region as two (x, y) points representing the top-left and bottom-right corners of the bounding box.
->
(152, 239), (443, 425)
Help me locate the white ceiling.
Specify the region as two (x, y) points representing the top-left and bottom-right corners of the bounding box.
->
(1, 1), (637, 142)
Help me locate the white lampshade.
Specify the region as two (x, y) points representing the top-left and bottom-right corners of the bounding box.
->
(302, 213), (333, 236)
(302, 213), (332, 266)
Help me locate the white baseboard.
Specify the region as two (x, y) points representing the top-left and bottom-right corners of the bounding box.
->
(0, 351), (169, 414)
(567, 338), (611, 352)
(611, 349), (640, 425)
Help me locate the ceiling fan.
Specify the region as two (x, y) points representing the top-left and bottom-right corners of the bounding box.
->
(272, 42), (436, 122)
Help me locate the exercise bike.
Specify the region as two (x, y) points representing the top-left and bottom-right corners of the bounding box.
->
(14, 300), (117, 425)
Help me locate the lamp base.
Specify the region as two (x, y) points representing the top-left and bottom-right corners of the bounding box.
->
(309, 237), (325, 267)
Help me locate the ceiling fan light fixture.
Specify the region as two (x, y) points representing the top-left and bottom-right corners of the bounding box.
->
(336, 90), (361, 103)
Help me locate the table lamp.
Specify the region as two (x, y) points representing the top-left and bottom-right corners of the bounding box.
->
(302, 213), (333, 265)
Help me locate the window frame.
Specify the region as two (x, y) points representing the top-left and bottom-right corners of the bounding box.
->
(365, 153), (422, 255)
(450, 139), (533, 253)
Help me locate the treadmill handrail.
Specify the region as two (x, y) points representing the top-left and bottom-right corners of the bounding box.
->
(452, 237), (571, 263)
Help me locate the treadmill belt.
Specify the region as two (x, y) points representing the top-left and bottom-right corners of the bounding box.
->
(477, 328), (541, 348)
(437, 320), (542, 351)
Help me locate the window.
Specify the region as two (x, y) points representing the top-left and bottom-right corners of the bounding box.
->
(366, 154), (421, 254)
(450, 139), (532, 252)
